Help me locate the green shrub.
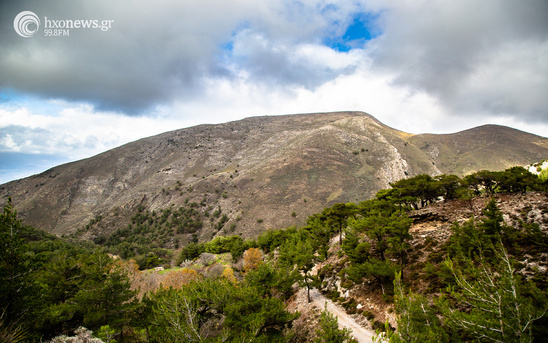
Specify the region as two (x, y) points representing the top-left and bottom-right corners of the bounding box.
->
(362, 310), (375, 321)
(372, 320), (386, 332)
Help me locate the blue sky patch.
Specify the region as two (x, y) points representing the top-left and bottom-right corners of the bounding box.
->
(325, 12), (382, 52)
(0, 151), (70, 184)
(0, 88), (64, 117)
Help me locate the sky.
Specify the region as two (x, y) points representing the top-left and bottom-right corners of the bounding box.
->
(1, 0), (547, 184)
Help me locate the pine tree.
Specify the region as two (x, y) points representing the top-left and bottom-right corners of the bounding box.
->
(315, 303), (355, 343)
(378, 273), (448, 343)
(438, 243), (545, 343)
(74, 251), (136, 335)
(324, 203), (356, 244)
(0, 199), (32, 323)
(294, 238), (319, 303)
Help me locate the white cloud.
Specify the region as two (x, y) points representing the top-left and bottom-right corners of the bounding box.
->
(1, 0), (548, 183)
(0, 134), (20, 151)
(171, 54), (450, 134)
(0, 104), (188, 158)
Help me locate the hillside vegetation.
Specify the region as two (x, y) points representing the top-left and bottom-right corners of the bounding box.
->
(1, 165), (547, 342)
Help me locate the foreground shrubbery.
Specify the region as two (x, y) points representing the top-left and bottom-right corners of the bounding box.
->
(1, 165), (547, 342)
(0, 199), (302, 342)
(379, 201), (548, 342)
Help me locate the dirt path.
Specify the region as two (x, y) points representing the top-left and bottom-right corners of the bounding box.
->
(309, 288), (376, 343)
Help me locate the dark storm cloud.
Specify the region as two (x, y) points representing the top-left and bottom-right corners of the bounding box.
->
(0, 1), (360, 114)
(1, 0), (547, 125)
(0, 0), (374, 114)
(0, 0), (252, 114)
(371, 0), (548, 123)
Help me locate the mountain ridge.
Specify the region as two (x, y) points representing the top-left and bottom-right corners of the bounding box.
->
(1, 111), (547, 243)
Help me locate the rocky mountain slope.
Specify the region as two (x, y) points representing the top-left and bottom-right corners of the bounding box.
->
(1, 111), (547, 243)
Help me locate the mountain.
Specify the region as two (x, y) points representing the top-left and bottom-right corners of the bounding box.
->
(1, 111), (547, 243)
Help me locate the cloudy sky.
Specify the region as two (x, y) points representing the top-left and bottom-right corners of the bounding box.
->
(1, 0), (547, 183)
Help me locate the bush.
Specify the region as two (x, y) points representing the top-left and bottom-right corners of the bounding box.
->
(362, 310), (375, 321)
(176, 242), (205, 264)
(48, 327), (104, 343)
(325, 290), (340, 301)
(372, 320), (386, 332)
(198, 253), (216, 266)
(136, 252), (163, 270)
(315, 305), (355, 343)
(342, 299), (357, 313)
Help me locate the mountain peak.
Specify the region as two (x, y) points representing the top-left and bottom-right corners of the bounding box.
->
(2, 112), (547, 243)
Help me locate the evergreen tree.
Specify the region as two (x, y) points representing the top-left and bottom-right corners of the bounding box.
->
(0, 199), (33, 324)
(351, 211), (389, 260)
(385, 213), (413, 276)
(245, 262), (297, 301)
(480, 198), (504, 241)
(390, 174), (440, 209)
(435, 174), (463, 201)
(295, 238), (319, 303)
(438, 243), (545, 343)
(315, 303), (355, 343)
(151, 279), (229, 342)
(351, 210), (411, 262)
(278, 234), (318, 303)
(224, 283), (297, 342)
(74, 251), (136, 335)
(498, 166), (537, 193)
(378, 273), (449, 343)
(151, 278), (297, 342)
(305, 214), (333, 260)
(323, 203), (357, 244)
(35, 251), (84, 337)
(345, 258), (398, 294)
(341, 229), (370, 264)
(465, 170), (500, 195)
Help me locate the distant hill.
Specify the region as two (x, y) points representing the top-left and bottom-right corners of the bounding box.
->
(1, 111), (547, 243)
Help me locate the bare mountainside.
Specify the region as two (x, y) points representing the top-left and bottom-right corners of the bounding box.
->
(1, 112), (547, 243)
